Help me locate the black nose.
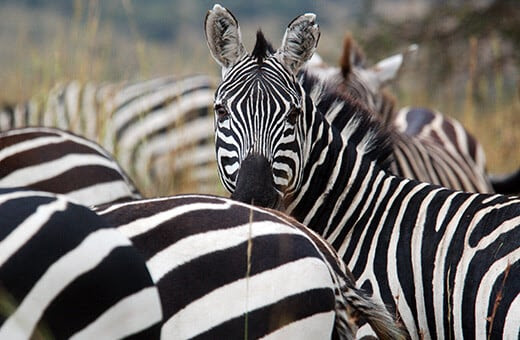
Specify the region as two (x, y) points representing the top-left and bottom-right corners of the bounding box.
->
(231, 154), (280, 208)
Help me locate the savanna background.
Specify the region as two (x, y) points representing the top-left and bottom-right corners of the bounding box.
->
(0, 0), (518, 181)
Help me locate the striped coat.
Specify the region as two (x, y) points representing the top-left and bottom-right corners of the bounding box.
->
(0, 188), (162, 339)
(0, 75), (218, 196)
(0, 127), (141, 206)
(305, 34), (496, 193)
(94, 193), (406, 339)
(204, 6), (520, 338)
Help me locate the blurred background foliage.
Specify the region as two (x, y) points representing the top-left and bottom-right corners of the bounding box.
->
(0, 0), (518, 173)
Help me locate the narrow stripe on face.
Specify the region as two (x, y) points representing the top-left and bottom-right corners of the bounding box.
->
(214, 56), (305, 201)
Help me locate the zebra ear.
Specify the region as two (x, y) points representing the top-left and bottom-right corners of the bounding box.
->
(370, 44), (418, 86)
(204, 4), (247, 72)
(339, 33), (365, 78)
(278, 13), (320, 74)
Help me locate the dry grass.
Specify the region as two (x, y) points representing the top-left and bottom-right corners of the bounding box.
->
(0, 1), (518, 192)
(393, 33), (519, 174)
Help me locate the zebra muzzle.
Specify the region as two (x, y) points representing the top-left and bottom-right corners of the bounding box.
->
(231, 154), (281, 209)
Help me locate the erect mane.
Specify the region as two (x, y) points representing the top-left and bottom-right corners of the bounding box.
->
(251, 30), (275, 63)
(299, 70), (394, 170)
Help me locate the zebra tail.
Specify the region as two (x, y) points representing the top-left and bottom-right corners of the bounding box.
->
(489, 168), (520, 195)
(344, 287), (409, 340)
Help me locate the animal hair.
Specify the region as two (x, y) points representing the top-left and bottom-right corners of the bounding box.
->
(300, 70), (394, 170)
(251, 30), (275, 63)
(340, 33), (366, 78)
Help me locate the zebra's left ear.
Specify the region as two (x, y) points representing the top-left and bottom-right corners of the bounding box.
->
(278, 13), (320, 75)
(205, 4), (247, 72)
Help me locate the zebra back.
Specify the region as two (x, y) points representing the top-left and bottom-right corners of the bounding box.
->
(0, 75), (219, 196)
(0, 127), (141, 206)
(94, 193), (407, 339)
(393, 107), (497, 192)
(0, 188), (162, 339)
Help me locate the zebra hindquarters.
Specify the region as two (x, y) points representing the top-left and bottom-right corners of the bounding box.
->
(0, 188), (162, 339)
(96, 194), (348, 339)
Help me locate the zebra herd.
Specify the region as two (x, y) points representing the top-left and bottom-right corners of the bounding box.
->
(0, 75), (218, 196)
(1, 187), (405, 339)
(0, 3), (519, 339)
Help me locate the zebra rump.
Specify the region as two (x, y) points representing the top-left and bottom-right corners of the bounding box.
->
(0, 188), (162, 339)
(0, 127), (141, 206)
(394, 106), (520, 195)
(94, 193), (407, 340)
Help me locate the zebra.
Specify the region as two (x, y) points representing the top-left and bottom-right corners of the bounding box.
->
(0, 133), (404, 339)
(305, 33), (502, 194)
(304, 32), (417, 126)
(308, 33), (520, 194)
(93, 193), (407, 339)
(0, 127), (141, 206)
(392, 106), (520, 195)
(2, 46), (508, 198)
(0, 187), (163, 339)
(0, 75), (219, 196)
(205, 5), (520, 338)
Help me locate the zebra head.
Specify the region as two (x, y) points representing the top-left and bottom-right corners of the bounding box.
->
(205, 4), (320, 209)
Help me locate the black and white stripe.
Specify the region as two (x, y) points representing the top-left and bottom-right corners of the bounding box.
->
(0, 123), (404, 338)
(0, 188), (162, 339)
(0, 127), (141, 206)
(393, 106), (520, 194)
(392, 107), (493, 191)
(94, 193), (406, 339)
(0, 75), (218, 195)
(205, 7), (520, 339)
(306, 34), (497, 193)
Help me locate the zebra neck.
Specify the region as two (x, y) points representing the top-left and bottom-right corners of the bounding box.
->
(284, 116), (394, 238)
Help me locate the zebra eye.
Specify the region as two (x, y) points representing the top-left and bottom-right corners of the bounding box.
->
(214, 104), (229, 122)
(286, 106), (301, 125)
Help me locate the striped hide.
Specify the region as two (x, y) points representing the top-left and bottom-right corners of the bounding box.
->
(306, 34), (499, 193)
(0, 188), (162, 339)
(205, 6), (520, 339)
(0, 127), (141, 206)
(0, 75), (219, 196)
(94, 193), (406, 340)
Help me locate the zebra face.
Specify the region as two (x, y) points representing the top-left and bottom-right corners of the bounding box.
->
(205, 4), (320, 208)
(213, 55), (306, 208)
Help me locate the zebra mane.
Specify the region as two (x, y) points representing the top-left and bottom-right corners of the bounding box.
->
(251, 30), (275, 63)
(299, 70), (394, 170)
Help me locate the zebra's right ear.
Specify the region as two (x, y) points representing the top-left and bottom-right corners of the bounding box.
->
(205, 4), (247, 73)
(278, 13), (320, 75)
